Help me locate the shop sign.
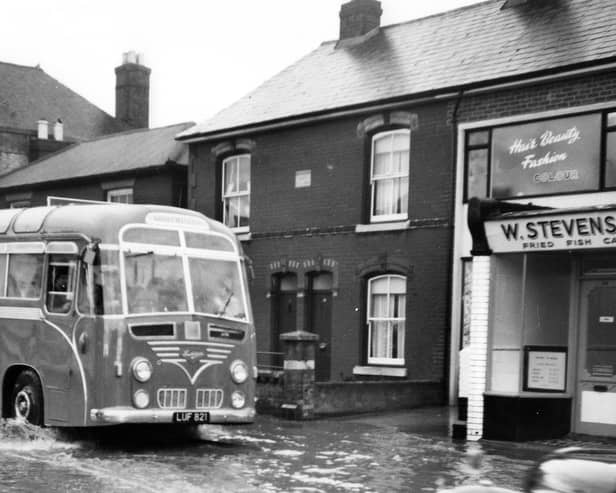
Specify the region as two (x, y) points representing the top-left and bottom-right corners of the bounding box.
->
(524, 346), (567, 392)
(491, 114), (601, 198)
(485, 210), (616, 252)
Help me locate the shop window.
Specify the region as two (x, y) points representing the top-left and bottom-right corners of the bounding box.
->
(465, 130), (489, 200)
(464, 111), (614, 201)
(46, 254), (77, 314)
(107, 188), (133, 204)
(366, 274), (406, 365)
(6, 253), (43, 299)
(370, 130), (409, 222)
(222, 154), (250, 232)
(489, 253), (571, 394)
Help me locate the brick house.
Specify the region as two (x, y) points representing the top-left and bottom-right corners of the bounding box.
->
(0, 122), (191, 208)
(0, 53), (146, 176)
(0, 52), (190, 209)
(178, 0), (616, 422)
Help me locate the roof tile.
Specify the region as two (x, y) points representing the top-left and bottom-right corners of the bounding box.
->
(179, 0), (616, 139)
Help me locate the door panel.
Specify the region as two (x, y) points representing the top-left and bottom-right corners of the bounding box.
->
(307, 272), (333, 382)
(576, 281), (616, 436)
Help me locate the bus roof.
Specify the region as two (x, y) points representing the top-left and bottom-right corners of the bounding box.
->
(0, 204), (237, 245)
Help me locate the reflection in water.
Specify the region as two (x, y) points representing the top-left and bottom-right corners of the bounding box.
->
(0, 417), (536, 493)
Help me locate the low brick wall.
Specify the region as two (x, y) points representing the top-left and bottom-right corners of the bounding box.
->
(255, 373), (284, 415)
(256, 378), (444, 417)
(314, 380), (444, 416)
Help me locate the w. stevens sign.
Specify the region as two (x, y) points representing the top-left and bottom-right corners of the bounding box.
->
(485, 210), (616, 252)
(491, 114), (601, 198)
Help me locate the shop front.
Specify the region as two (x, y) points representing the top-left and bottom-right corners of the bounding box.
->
(467, 201), (616, 441)
(452, 103), (616, 441)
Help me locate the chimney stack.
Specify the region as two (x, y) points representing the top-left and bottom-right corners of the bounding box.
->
(115, 51), (150, 129)
(339, 0), (382, 40)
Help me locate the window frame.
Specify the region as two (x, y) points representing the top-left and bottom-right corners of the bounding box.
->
(366, 273), (407, 366)
(44, 254), (77, 315)
(107, 188), (134, 204)
(221, 154), (251, 233)
(463, 108), (616, 202)
(369, 129), (410, 223)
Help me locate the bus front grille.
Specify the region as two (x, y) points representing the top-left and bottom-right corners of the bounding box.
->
(157, 388), (187, 409)
(196, 389), (223, 409)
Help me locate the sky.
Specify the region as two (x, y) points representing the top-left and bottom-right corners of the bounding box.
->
(0, 0), (483, 129)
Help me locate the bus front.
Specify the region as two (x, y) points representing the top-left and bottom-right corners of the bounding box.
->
(86, 212), (256, 426)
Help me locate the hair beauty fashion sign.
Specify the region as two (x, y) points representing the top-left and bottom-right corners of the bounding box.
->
(484, 210), (616, 252)
(490, 113), (601, 198)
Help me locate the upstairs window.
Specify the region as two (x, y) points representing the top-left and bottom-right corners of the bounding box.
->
(222, 154), (250, 232)
(107, 188), (133, 204)
(370, 130), (409, 222)
(367, 274), (406, 365)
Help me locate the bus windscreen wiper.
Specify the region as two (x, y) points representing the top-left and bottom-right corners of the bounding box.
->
(125, 250), (154, 258)
(218, 291), (234, 316)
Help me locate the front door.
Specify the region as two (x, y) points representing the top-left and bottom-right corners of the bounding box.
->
(307, 272), (333, 382)
(271, 273), (297, 354)
(576, 280), (616, 436)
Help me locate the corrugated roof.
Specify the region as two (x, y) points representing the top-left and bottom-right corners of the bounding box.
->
(0, 122), (193, 189)
(0, 61), (129, 140)
(178, 0), (616, 139)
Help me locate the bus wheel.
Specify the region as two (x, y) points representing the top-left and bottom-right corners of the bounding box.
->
(11, 370), (43, 426)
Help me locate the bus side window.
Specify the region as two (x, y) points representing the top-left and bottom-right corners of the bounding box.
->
(46, 254), (76, 313)
(7, 254), (43, 299)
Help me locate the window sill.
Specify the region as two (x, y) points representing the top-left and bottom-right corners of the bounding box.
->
(236, 232), (252, 242)
(355, 220), (410, 234)
(352, 366), (407, 377)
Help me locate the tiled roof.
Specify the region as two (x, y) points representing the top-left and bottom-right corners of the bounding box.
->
(178, 0), (616, 139)
(0, 61), (129, 140)
(0, 122), (192, 189)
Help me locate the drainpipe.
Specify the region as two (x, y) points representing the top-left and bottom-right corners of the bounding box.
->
(447, 88), (465, 406)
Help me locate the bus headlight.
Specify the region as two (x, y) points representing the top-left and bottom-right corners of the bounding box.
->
(132, 357), (153, 383)
(133, 389), (150, 409)
(231, 391), (246, 409)
(230, 360), (248, 384)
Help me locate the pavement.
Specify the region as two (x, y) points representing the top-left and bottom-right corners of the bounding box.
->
(339, 405), (616, 453)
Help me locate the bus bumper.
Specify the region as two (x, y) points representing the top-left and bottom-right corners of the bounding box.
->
(89, 407), (256, 424)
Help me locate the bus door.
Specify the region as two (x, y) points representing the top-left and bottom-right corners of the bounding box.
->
(43, 246), (81, 423)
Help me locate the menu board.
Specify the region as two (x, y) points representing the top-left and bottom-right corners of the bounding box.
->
(523, 346), (567, 392)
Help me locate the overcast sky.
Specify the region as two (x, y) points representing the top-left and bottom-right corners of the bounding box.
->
(1, 0), (483, 128)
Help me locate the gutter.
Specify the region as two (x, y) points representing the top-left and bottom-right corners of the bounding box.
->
(178, 59), (616, 144)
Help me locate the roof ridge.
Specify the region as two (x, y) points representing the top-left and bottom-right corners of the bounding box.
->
(68, 121), (195, 144)
(0, 60), (43, 71)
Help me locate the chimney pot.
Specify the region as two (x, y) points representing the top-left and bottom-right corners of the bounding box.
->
(339, 0), (382, 40)
(37, 120), (48, 140)
(53, 119), (63, 141)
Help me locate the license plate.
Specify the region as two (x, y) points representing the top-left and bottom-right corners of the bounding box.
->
(172, 411), (210, 424)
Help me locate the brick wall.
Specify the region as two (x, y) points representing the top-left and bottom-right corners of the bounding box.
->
(457, 70), (616, 124)
(0, 168), (185, 208)
(190, 101), (454, 391)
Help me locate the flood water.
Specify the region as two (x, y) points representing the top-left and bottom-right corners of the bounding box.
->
(0, 409), (543, 492)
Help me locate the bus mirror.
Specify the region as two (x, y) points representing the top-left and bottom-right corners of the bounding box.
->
(83, 244), (97, 265)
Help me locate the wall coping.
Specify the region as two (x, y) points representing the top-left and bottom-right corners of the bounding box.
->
(280, 330), (319, 341)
